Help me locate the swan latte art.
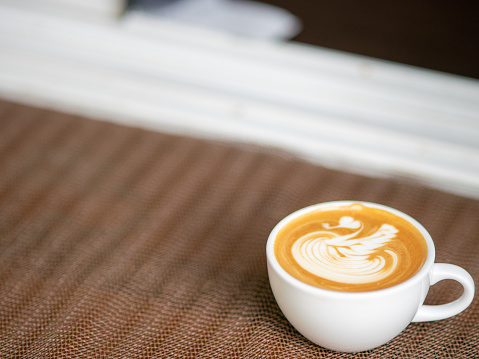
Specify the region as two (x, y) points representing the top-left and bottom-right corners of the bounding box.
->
(274, 203), (428, 292)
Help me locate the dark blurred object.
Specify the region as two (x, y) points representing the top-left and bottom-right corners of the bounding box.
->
(259, 0), (479, 79)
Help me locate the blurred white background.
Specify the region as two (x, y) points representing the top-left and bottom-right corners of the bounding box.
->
(1, 0), (478, 198)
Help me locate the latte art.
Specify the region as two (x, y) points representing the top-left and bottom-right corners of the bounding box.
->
(292, 217), (399, 284)
(274, 203), (428, 292)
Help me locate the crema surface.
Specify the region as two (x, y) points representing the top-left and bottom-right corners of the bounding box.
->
(275, 204), (428, 292)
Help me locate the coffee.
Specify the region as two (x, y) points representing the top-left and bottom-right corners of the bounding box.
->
(274, 203), (428, 292)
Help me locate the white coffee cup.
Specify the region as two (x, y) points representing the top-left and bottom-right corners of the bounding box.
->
(266, 201), (475, 352)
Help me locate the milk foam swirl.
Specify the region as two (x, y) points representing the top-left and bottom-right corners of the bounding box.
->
(291, 216), (399, 284)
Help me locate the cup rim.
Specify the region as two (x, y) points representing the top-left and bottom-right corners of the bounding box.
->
(266, 200), (436, 298)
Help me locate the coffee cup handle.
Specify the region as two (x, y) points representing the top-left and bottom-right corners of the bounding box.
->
(412, 263), (475, 322)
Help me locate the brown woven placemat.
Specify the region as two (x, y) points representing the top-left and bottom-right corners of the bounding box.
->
(0, 99), (477, 358)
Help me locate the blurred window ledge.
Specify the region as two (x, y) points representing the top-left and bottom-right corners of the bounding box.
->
(0, 0), (479, 199)
(0, 0), (128, 21)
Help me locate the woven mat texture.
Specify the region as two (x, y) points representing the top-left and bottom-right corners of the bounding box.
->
(0, 99), (478, 358)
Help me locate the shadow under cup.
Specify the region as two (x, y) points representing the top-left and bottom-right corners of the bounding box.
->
(266, 201), (475, 352)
